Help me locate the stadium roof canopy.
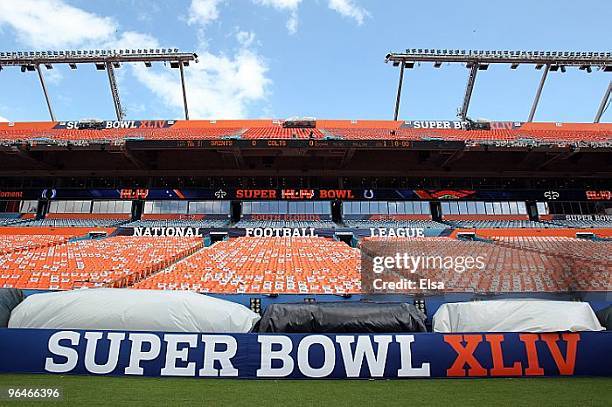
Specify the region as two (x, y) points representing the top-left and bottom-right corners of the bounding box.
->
(385, 49), (612, 123)
(0, 49), (198, 122)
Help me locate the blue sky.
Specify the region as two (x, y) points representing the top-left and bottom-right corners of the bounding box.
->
(0, 0), (610, 122)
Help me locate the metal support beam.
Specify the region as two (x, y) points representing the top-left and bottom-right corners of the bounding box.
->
(105, 62), (124, 121)
(459, 64), (479, 120)
(119, 147), (147, 170)
(386, 50), (612, 68)
(12, 147), (56, 170)
(440, 149), (465, 168)
(340, 148), (356, 168)
(178, 62), (190, 120)
(527, 64), (550, 122)
(35, 64), (55, 121)
(393, 63), (405, 121)
(232, 149), (245, 169)
(536, 148), (578, 170)
(594, 81), (611, 123)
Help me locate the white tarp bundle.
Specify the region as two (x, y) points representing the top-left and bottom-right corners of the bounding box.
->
(433, 299), (604, 333)
(8, 288), (260, 333)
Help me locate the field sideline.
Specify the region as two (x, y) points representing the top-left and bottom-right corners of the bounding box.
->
(0, 374), (610, 406)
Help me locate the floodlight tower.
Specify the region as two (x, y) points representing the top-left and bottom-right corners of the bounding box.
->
(385, 49), (612, 122)
(0, 49), (198, 121)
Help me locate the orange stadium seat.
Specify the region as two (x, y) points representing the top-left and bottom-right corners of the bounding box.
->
(360, 236), (611, 293)
(0, 127), (243, 141)
(241, 127), (324, 139)
(0, 234), (71, 256)
(1, 123), (610, 143)
(134, 236), (361, 294)
(321, 127), (612, 142)
(0, 236), (202, 290)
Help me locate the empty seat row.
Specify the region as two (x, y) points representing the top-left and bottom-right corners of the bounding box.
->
(0, 236), (202, 290)
(134, 237), (361, 294)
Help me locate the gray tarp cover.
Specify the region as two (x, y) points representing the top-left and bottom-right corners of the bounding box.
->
(0, 288), (24, 327)
(596, 306), (612, 330)
(257, 302), (427, 333)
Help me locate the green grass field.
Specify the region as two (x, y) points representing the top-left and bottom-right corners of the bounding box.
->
(1, 374), (611, 406)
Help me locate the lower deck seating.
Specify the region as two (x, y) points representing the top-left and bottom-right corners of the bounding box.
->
(360, 237), (610, 292)
(134, 237), (361, 294)
(492, 236), (611, 265)
(1, 232), (609, 294)
(0, 235), (71, 255)
(0, 236), (202, 290)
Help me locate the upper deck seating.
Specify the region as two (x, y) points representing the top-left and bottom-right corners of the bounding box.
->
(0, 127), (243, 141)
(241, 127), (324, 139)
(322, 127), (612, 142)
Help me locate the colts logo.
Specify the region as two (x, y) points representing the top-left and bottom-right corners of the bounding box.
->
(215, 189), (227, 199)
(363, 190), (374, 199)
(41, 189), (57, 199)
(544, 191), (559, 200)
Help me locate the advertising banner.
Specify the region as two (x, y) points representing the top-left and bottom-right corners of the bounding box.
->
(1, 188), (609, 201)
(0, 329), (610, 378)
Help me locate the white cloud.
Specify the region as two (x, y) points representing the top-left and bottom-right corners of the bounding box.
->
(107, 31), (160, 50)
(328, 0), (370, 25)
(0, 0), (116, 48)
(285, 12), (298, 34)
(132, 49), (270, 118)
(253, 0), (302, 9)
(188, 0), (225, 26)
(252, 0), (369, 33)
(105, 31), (270, 119)
(0, 0), (271, 119)
(0, 115), (8, 122)
(252, 0), (302, 34)
(236, 30), (256, 47)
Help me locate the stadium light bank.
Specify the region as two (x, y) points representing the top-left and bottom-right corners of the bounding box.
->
(0, 49), (198, 121)
(385, 49), (612, 123)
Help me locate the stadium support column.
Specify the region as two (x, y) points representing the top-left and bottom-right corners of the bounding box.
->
(106, 62), (124, 121)
(393, 63), (405, 121)
(179, 61), (189, 120)
(594, 81), (611, 123)
(527, 64), (550, 122)
(35, 64), (55, 121)
(459, 64), (478, 120)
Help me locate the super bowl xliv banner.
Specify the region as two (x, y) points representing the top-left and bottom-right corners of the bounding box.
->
(0, 329), (610, 378)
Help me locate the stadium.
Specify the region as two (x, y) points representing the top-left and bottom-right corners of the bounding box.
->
(0, 2), (611, 406)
